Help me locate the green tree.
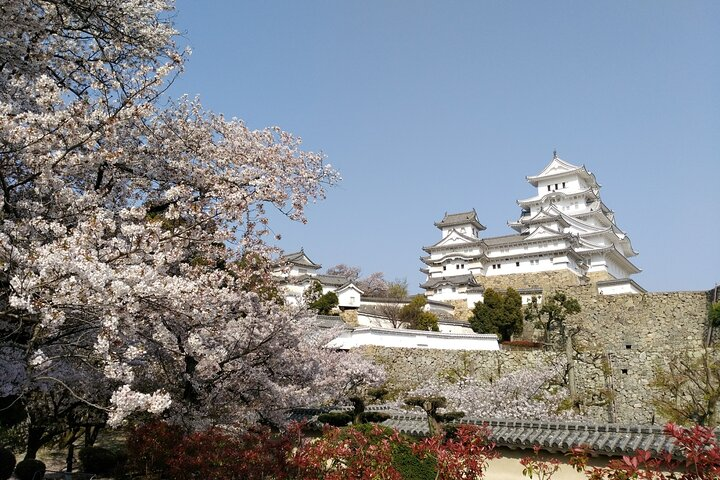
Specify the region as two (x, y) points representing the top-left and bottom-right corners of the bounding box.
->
(710, 302), (720, 328)
(399, 296), (439, 331)
(303, 280), (339, 315)
(469, 288), (523, 341)
(538, 291), (581, 344)
(310, 292), (339, 315)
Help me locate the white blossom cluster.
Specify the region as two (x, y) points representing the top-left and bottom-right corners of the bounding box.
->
(409, 360), (578, 421)
(0, 0), (377, 431)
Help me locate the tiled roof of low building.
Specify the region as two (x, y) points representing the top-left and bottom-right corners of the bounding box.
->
(289, 406), (684, 457)
(380, 414), (681, 456)
(420, 274), (477, 289)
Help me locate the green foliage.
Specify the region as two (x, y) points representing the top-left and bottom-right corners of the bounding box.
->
(317, 412), (352, 427)
(79, 446), (118, 475)
(366, 387), (390, 402)
(399, 296), (439, 331)
(309, 291), (339, 315)
(538, 291), (581, 342)
(13, 459), (45, 480)
(392, 443), (436, 480)
(469, 288), (523, 341)
(710, 302), (720, 328)
(405, 396), (447, 410)
(360, 412), (391, 423)
(386, 279), (409, 299)
(0, 448), (15, 480)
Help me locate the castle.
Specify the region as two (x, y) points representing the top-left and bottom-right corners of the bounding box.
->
(421, 153), (645, 307)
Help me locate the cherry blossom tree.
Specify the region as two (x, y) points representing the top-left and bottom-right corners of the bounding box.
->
(0, 0), (382, 457)
(408, 360), (577, 421)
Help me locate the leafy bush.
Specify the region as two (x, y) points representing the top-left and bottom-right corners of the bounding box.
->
(14, 458), (45, 480)
(79, 446), (118, 475)
(126, 421), (184, 477)
(0, 448), (16, 480)
(166, 425), (302, 480)
(317, 412), (352, 426)
(392, 443), (436, 480)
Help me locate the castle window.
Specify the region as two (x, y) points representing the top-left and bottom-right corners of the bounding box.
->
(621, 368), (628, 375)
(443, 266), (446, 271)
(555, 183), (558, 189)
(516, 262), (520, 267)
(547, 185), (551, 191)
(562, 182), (566, 188)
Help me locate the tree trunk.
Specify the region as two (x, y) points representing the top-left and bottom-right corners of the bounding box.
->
(24, 425), (45, 460)
(565, 334), (577, 403)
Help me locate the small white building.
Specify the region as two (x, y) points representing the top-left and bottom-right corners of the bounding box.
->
(273, 249), (364, 309)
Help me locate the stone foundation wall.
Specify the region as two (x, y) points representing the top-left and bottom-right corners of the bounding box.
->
(476, 270), (585, 291)
(360, 287), (712, 425)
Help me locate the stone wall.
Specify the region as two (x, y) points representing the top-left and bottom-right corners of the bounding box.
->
(360, 287), (712, 425)
(477, 270), (586, 292)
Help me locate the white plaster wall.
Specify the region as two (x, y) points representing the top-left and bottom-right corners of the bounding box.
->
(598, 282), (641, 295)
(327, 327), (499, 350)
(437, 322), (475, 334)
(337, 289), (360, 308)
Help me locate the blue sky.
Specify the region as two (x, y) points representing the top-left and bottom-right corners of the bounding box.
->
(171, 1), (719, 293)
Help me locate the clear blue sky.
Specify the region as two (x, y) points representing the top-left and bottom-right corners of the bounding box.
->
(171, 1), (719, 293)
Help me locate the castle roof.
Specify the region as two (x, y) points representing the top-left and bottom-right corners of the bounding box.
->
(422, 229), (484, 253)
(526, 155), (598, 188)
(434, 210), (486, 231)
(280, 249), (321, 270)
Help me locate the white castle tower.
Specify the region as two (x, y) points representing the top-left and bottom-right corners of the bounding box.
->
(421, 153), (643, 305)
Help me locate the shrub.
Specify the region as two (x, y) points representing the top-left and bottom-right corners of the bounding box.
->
(392, 443), (436, 480)
(79, 446), (118, 475)
(167, 424), (302, 480)
(317, 412), (352, 427)
(0, 448), (16, 480)
(14, 458), (45, 480)
(126, 421), (184, 477)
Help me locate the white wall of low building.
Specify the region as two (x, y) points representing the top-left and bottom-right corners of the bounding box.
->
(336, 287), (361, 308)
(597, 281), (644, 295)
(327, 327), (499, 350)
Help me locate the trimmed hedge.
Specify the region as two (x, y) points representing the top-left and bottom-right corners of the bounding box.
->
(79, 446), (118, 475)
(14, 458), (45, 480)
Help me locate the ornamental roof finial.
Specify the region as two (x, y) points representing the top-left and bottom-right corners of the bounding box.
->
(553, 149), (558, 159)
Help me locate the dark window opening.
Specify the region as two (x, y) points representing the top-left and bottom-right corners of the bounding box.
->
(516, 262), (520, 267)
(621, 368), (628, 374)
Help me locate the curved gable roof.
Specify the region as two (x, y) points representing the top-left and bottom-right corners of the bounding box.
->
(526, 155), (597, 187)
(434, 209), (486, 231)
